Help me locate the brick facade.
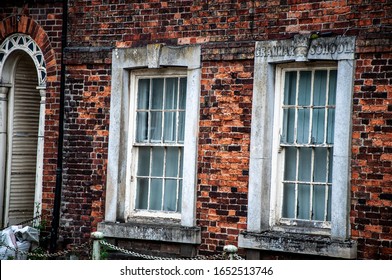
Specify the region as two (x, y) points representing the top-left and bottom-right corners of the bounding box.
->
(0, 0), (391, 259)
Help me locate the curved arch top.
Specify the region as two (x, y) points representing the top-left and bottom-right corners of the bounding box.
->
(0, 33), (47, 87)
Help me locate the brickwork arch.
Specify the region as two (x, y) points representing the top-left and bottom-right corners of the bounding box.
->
(0, 15), (57, 82)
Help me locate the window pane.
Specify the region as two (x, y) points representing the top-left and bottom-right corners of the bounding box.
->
(177, 180), (182, 212)
(163, 112), (176, 142)
(179, 147), (184, 178)
(297, 109), (310, 144)
(136, 178), (149, 209)
(137, 79), (150, 109)
(298, 71), (311, 106)
(328, 148), (333, 183)
(136, 112), (148, 142)
(150, 111), (162, 141)
(166, 147), (179, 177)
(151, 78), (164, 109)
(165, 78), (178, 109)
(328, 70), (337, 105)
(298, 148), (312, 181)
(151, 147), (164, 177)
(282, 183), (295, 218)
(179, 78), (187, 109)
(313, 70), (327, 106)
(298, 184), (310, 219)
(137, 147), (150, 176)
(327, 108), (335, 144)
(282, 108), (295, 143)
(178, 111), (185, 143)
(327, 185), (332, 221)
(163, 179), (177, 211)
(283, 71), (297, 105)
(313, 148), (327, 182)
(149, 179), (163, 210)
(312, 108), (325, 144)
(284, 147), (297, 181)
(312, 185), (326, 221)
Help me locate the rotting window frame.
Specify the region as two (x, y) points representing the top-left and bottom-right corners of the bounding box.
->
(100, 45), (201, 245)
(239, 35), (357, 258)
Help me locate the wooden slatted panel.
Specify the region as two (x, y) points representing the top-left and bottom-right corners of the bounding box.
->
(7, 55), (40, 225)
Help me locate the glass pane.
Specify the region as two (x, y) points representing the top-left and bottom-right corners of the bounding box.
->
(150, 111), (162, 141)
(136, 112), (148, 142)
(149, 179), (163, 210)
(312, 185), (326, 221)
(298, 71), (311, 106)
(283, 71), (297, 105)
(282, 108), (295, 143)
(166, 147), (179, 177)
(136, 178), (149, 209)
(163, 179), (177, 211)
(328, 148), (333, 183)
(165, 78), (178, 109)
(137, 147), (150, 176)
(177, 180), (182, 212)
(328, 70), (337, 105)
(137, 79), (150, 109)
(298, 148), (312, 182)
(326, 185), (332, 221)
(314, 148), (327, 182)
(163, 112), (176, 142)
(298, 184), (310, 219)
(312, 109), (325, 144)
(151, 78), (164, 109)
(282, 183), (295, 218)
(151, 147), (164, 177)
(327, 108), (335, 144)
(313, 70), (327, 106)
(179, 148), (184, 178)
(297, 109), (310, 144)
(179, 78), (187, 109)
(284, 147), (297, 181)
(178, 111), (185, 143)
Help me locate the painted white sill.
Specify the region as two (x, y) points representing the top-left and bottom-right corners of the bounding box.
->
(239, 231), (357, 259)
(98, 220), (201, 244)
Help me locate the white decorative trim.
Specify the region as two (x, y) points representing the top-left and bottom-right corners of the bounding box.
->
(0, 33), (47, 87)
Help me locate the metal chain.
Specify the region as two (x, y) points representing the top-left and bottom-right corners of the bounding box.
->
(0, 240), (91, 259)
(100, 240), (243, 260)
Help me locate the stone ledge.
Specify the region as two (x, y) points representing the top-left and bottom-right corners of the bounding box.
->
(98, 221), (201, 244)
(239, 231), (357, 259)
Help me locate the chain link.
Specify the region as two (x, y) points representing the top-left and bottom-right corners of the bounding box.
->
(100, 240), (243, 260)
(0, 240), (91, 259)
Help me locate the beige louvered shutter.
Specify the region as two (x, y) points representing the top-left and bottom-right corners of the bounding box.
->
(7, 56), (40, 225)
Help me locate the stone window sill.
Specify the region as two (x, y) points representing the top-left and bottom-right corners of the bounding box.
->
(98, 220), (201, 244)
(239, 231), (357, 259)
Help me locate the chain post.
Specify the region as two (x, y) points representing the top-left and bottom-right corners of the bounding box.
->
(223, 245), (238, 260)
(91, 231), (104, 260)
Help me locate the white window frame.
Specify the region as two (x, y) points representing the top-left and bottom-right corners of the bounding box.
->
(271, 63), (337, 234)
(240, 35), (356, 258)
(104, 45), (201, 228)
(126, 69), (187, 220)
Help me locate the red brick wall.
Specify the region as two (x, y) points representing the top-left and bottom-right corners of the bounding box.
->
(1, 0), (391, 259)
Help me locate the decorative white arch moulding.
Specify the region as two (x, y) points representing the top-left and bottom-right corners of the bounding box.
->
(0, 33), (47, 87)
